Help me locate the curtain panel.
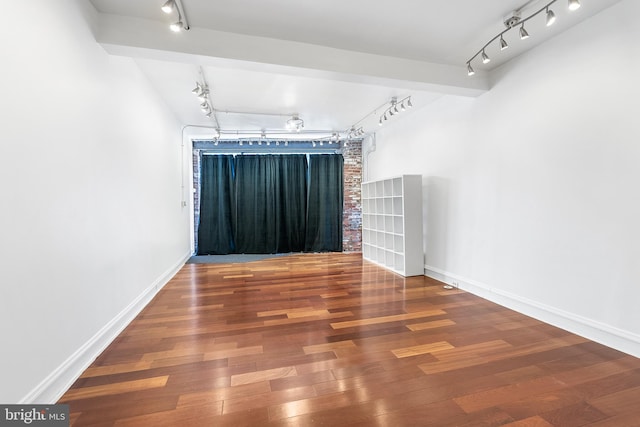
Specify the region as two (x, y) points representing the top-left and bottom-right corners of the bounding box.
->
(197, 154), (235, 255)
(197, 153), (342, 255)
(305, 154), (344, 252)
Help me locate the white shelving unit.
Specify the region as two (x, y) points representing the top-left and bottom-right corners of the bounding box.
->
(361, 175), (424, 276)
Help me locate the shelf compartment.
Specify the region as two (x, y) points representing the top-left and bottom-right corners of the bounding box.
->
(392, 178), (403, 196)
(393, 216), (403, 234)
(393, 197), (403, 215)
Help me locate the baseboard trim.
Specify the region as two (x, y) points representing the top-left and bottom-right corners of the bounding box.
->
(20, 251), (191, 404)
(424, 265), (640, 358)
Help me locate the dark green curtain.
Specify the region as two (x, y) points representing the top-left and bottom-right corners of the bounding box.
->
(197, 153), (341, 255)
(276, 155), (308, 252)
(305, 154), (344, 252)
(197, 155), (235, 255)
(234, 155), (278, 253)
(233, 155), (308, 253)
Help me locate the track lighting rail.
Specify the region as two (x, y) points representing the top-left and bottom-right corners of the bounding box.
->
(161, 0), (190, 32)
(466, 0), (581, 75)
(378, 96), (412, 126)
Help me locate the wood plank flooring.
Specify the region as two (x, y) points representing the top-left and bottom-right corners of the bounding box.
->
(58, 253), (640, 426)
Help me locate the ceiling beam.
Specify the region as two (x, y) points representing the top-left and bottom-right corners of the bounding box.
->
(95, 13), (488, 97)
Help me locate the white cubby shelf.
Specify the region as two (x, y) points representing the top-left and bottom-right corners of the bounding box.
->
(361, 174), (424, 276)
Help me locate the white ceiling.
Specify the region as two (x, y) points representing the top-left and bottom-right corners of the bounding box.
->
(88, 0), (620, 139)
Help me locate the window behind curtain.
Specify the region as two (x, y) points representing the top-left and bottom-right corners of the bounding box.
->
(197, 153), (342, 254)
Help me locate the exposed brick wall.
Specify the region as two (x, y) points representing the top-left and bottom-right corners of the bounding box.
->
(192, 149), (201, 253)
(342, 139), (362, 253)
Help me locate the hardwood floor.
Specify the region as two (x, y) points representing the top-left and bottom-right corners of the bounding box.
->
(59, 253), (640, 426)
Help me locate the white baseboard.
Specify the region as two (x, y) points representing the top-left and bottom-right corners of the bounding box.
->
(20, 251), (191, 404)
(424, 265), (640, 358)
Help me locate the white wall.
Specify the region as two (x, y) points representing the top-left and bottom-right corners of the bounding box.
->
(366, 0), (640, 356)
(0, 0), (191, 402)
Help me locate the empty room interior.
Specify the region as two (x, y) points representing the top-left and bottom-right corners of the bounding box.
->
(2, 0), (640, 425)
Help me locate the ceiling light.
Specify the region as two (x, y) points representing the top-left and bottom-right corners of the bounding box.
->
(481, 50), (491, 64)
(169, 21), (183, 32)
(500, 35), (508, 50)
(162, 0), (190, 32)
(466, 0), (581, 76)
(546, 8), (556, 26)
(377, 96), (412, 126)
(161, 0), (175, 14)
(192, 77), (215, 119)
(192, 82), (210, 102)
(467, 63), (475, 76)
(286, 114), (304, 132)
(347, 126), (366, 139)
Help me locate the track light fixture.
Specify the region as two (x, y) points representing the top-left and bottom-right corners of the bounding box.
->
(500, 35), (509, 50)
(160, 0), (189, 32)
(161, 0), (175, 14)
(169, 21), (184, 32)
(348, 127), (365, 139)
(192, 82), (208, 101)
(467, 63), (475, 76)
(192, 81), (214, 119)
(481, 50), (491, 64)
(546, 7), (557, 26)
(466, 0), (581, 76)
(378, 96), (412, 126)
(286, 114), (304, 132)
